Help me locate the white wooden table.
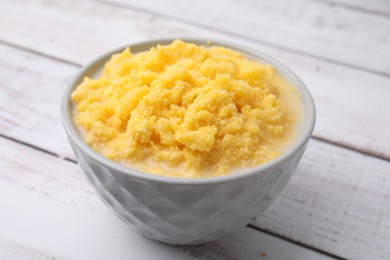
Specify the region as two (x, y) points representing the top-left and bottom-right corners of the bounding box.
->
(1, 0), (389, 259)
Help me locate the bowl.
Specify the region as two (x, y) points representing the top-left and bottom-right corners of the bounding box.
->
(61, 38), (316, 245)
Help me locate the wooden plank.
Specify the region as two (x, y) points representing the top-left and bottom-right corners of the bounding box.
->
(1, 0), (390, 159)
(97, 0), (390, 76)
(254, 139), (390, 260)
(313, 0), (390, 16)
(0, 44), (77, 159)
(0, 137), (333, 260)
(0, 237), (69, 260)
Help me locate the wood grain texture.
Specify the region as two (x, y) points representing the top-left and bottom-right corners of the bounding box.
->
(1, 0), (390, 160)
(98, 0), (390, 76)
(0, 137), (333, 260)
(313, 0), (390, 17)
(0, 237), (70, 260)
(0, 44), (77, 159)
(254, 139), (390, 260)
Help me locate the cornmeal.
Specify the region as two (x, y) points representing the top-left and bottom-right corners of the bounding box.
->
(72, 39), (301, 178)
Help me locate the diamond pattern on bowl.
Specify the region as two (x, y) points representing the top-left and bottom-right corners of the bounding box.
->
(122, 178), (160, 202)
(69, 138), (308, 245)
(165, 189), (204, 207)
(143, 196), (178, 216)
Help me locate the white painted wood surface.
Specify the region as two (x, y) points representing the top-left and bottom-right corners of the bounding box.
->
(0, 0), (389, 259)
(257, 140), (390, 260)
(100, 0), (390, 75)
(315, 0), (390, 16)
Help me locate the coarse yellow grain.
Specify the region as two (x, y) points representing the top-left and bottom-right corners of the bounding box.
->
(72, 39), (300, 178)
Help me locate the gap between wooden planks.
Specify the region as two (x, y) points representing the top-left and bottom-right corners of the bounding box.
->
(308, 0), (390, 17)
(0, 137), (335, 260)
(95, 0), (390, 76)
(1, 0), (390, 160)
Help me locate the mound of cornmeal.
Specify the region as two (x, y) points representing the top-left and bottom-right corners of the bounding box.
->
(72, 39), (300, 178)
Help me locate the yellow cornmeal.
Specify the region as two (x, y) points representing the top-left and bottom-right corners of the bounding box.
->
(72, 39), (301, 178)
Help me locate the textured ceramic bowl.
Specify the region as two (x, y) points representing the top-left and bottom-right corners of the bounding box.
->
(61, 39), (315, 245)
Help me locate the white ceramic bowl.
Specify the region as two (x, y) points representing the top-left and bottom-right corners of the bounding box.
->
(61, 39), (316, 245)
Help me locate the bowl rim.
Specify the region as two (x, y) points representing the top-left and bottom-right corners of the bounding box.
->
(61, 38), (316, 185)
